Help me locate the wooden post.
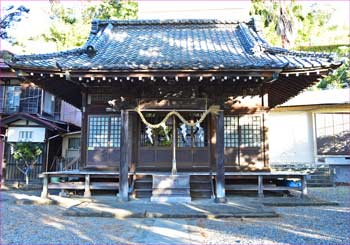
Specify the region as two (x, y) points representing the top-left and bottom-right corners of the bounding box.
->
(301, 175), (308, 198)
(84, 174), (91, 198)
(258, 175), (264, 197)
(80, 90), (88, 169)
(262, 113), (269, 168)
(41, 174), (48, 198)
(215, 111), (226, 203)
(119, 109), (129, 201)
(210, 114), (216, 172)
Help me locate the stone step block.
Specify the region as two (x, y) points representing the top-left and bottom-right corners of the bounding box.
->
(152, 188), (190, 196)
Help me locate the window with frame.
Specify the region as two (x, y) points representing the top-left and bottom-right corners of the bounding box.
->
(20, 86), (41, 114)
(68, 138), (80, 150)
(18, 131), (33, 142)
(224, 117), (239, 147)
(315, 113), (350, 155)
(224, 115), (262, 148)
(5, 86), (21, 113)
(87, 115), (121, 148)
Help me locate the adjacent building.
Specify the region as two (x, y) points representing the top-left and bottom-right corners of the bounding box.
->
(0, 57), (81, 183)
(270, 88), (350, 184)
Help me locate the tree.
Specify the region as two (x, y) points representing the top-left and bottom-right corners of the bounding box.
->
(251, 0), (349, 89)
(249, 0), (341, 48)
(250, 0), (302, 48)
(0, 5), (30, 44)
(317, 61), (350, 89)
(38, 0), (138, 51)
(12, 142), (43, 185)
(84, 0), (138, 20)
(297, 44), (350, 89)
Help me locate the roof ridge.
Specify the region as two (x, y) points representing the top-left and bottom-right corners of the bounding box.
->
(92, 18), (248, 26)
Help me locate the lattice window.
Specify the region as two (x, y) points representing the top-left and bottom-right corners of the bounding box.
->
(20, 86), (41, 114)
(224, 116), (239, 147)
(224, 115), (262, 148)
(110, 116), (121, 147)
(240, 115), (262, 147)
(88, 115), (121, 148)
(4, 86), (21, 113)
(315, 113), (350, 155)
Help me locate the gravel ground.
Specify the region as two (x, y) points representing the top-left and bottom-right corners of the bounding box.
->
(0, 187), (349, 244)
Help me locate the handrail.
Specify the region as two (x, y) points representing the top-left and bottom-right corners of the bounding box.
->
(63, 156), (80, 170)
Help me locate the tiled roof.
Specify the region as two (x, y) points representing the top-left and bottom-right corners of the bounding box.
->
(10, 19), (340, 72)
(1, 113), (67, 132)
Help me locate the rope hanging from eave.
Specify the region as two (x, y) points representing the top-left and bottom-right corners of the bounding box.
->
(135, 105), (220, 129)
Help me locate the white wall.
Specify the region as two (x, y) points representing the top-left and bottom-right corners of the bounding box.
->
(269, 111), (315, 164)
(7, 127), (46, 143)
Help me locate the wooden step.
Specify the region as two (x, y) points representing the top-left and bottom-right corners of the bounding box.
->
(90, 182), (119, 190)
(48, 181), (119, 190)
(134, 189), (152, 198)
(48, 182), (85, 190)
(226, 184), (300, 191)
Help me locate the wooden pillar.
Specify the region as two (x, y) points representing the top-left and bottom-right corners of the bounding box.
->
(80, 90), (88, 169)
(262, 112), (269, 168)
(84, 174), (91, 198)
(119, 109), (129, 201)
(258, 175), (264, 197)
(41, 174), (48, 198)
(210, 115), (216, 172)
(130, 112), (138, 173)
(215, 111), (226, 203)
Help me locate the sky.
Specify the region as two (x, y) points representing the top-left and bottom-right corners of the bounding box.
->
(0, 0), (349, 54)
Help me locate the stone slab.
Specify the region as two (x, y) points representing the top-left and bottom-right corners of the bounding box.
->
(62, 198), (278, 218)
(150, 196), (192, 203)
(152, 175), (190, 189)
(260, 196), (339, 206)
(151, 174), (191, 203)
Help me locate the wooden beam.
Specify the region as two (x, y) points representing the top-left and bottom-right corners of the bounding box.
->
(119, 109), (129, 201)
(215, 111), (227, 203)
